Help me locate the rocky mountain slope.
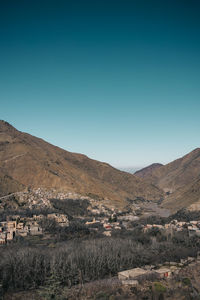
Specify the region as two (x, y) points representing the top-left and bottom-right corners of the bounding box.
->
(134, 163), (163, 179)
(142, 148), (200, 211)
(0, 121), (163, 207)
(0, 168), (25, 197)
(161, 176), (200, 212)
(146, 148), (200, 192)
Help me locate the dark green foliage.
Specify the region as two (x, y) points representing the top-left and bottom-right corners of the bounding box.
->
(39, 217), (90, 240)
(169, 209), (200, 222)
(182, 277), (191, 286)
(108, 215), (117, 223)
(133, 209), (200, 228)
(95, 291), (110, 300)
(154, 282), (167, 293)
(50, 198), (90, 218)
(0, 207), (54, 221)
(140, 215), (166, 226)
(39, 217), (59, 234)
(60, 220), (90, 239)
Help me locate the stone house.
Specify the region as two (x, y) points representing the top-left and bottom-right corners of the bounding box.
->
(154, 268), (171, 279)
(16, 222), (24, 230)
(118, 268), (156, 283)
(6, 230), (15, 241)
(47, 213), (69, 226)
(25, 221), (42, 235)
(0, 232), (6, 244)
(7, 221), (17, 231)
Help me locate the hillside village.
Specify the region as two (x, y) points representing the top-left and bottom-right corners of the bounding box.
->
(0, 212), (69, 244)
(1, 187), (200, 244)
(0, 177), (198, 299)
(143, 219), (200, 236)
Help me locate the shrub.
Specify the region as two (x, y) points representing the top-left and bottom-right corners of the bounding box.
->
(182, 277), (191, 286)
(154, 282), (167, 293)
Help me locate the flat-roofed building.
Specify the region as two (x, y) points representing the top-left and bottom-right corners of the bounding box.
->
(7, 221), (17, 231)
(155, 268), (171, 279)
(118, 268), (156, 283)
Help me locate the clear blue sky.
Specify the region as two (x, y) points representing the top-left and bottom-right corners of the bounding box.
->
(0, 0), (200, 168)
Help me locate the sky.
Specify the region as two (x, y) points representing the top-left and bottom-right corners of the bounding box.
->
(0, 0), (200, 168)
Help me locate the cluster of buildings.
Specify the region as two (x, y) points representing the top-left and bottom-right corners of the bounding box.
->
(1, 188), (93, 210)
(84, 214), (200, 238)
(0, 217), (42, 244)
(102, 219), (121, 236)
(46, 213), (69, 227)
(118, 253), (200, 286)
(0, 212), (69, 245)
(84, 215), (122, 236)
(143, 219), (200, 237)
(18, 188), (84, 209)
(85, 214), (200, 237)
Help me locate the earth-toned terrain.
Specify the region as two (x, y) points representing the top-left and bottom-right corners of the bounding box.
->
(0, 120), (163, 208)
(1, 120), (200, 212)
(135, 148), (200, 211)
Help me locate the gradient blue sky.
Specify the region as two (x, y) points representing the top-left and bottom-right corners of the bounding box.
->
(0, 0), (200, 168)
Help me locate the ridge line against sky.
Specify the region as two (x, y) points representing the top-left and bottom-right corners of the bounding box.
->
(0, 0), (200, 167)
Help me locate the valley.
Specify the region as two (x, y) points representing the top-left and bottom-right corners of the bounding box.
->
(0, 121), (200, 300)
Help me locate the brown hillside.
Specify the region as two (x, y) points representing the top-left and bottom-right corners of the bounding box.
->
(0, 168), (25, 197)
(142, 148), (200, 211)
(0, 121), (163, 207)
(134, 163), (163, 179)
(162, 177), (200, 212)
(147, 148), (200, 192)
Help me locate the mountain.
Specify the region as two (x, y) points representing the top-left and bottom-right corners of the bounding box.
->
(144, 148), (200, 211)
(146, 148), (200, 192)
(118, 167), (143, 174)
(0, 169), (25, 197)
(0, 121), (163, 207)
(134, 163), (163, 179)
(161, 177), (200, 212)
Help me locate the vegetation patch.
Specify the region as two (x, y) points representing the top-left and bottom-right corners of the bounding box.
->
(182, 277), (191, 286)
(154, 282), (167, 293)
(50, 198), (90, 217)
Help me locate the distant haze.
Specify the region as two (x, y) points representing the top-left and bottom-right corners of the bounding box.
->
(118, 167), (144, 174)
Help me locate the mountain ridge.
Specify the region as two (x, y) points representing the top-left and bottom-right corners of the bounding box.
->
(0, 120), (163, 207)
(134, 163), (163, 179)
(147, 148), (200, 192)
(141, 148), (200, 211)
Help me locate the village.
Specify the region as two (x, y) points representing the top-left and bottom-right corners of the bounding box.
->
(1, 187), (200, 244)
(0, 212), (69, 244)
(1, 190), (200, 299)
(84, 213), (200, 237)
(1, 201), (200, 244)
(143, 219), (200, 237)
